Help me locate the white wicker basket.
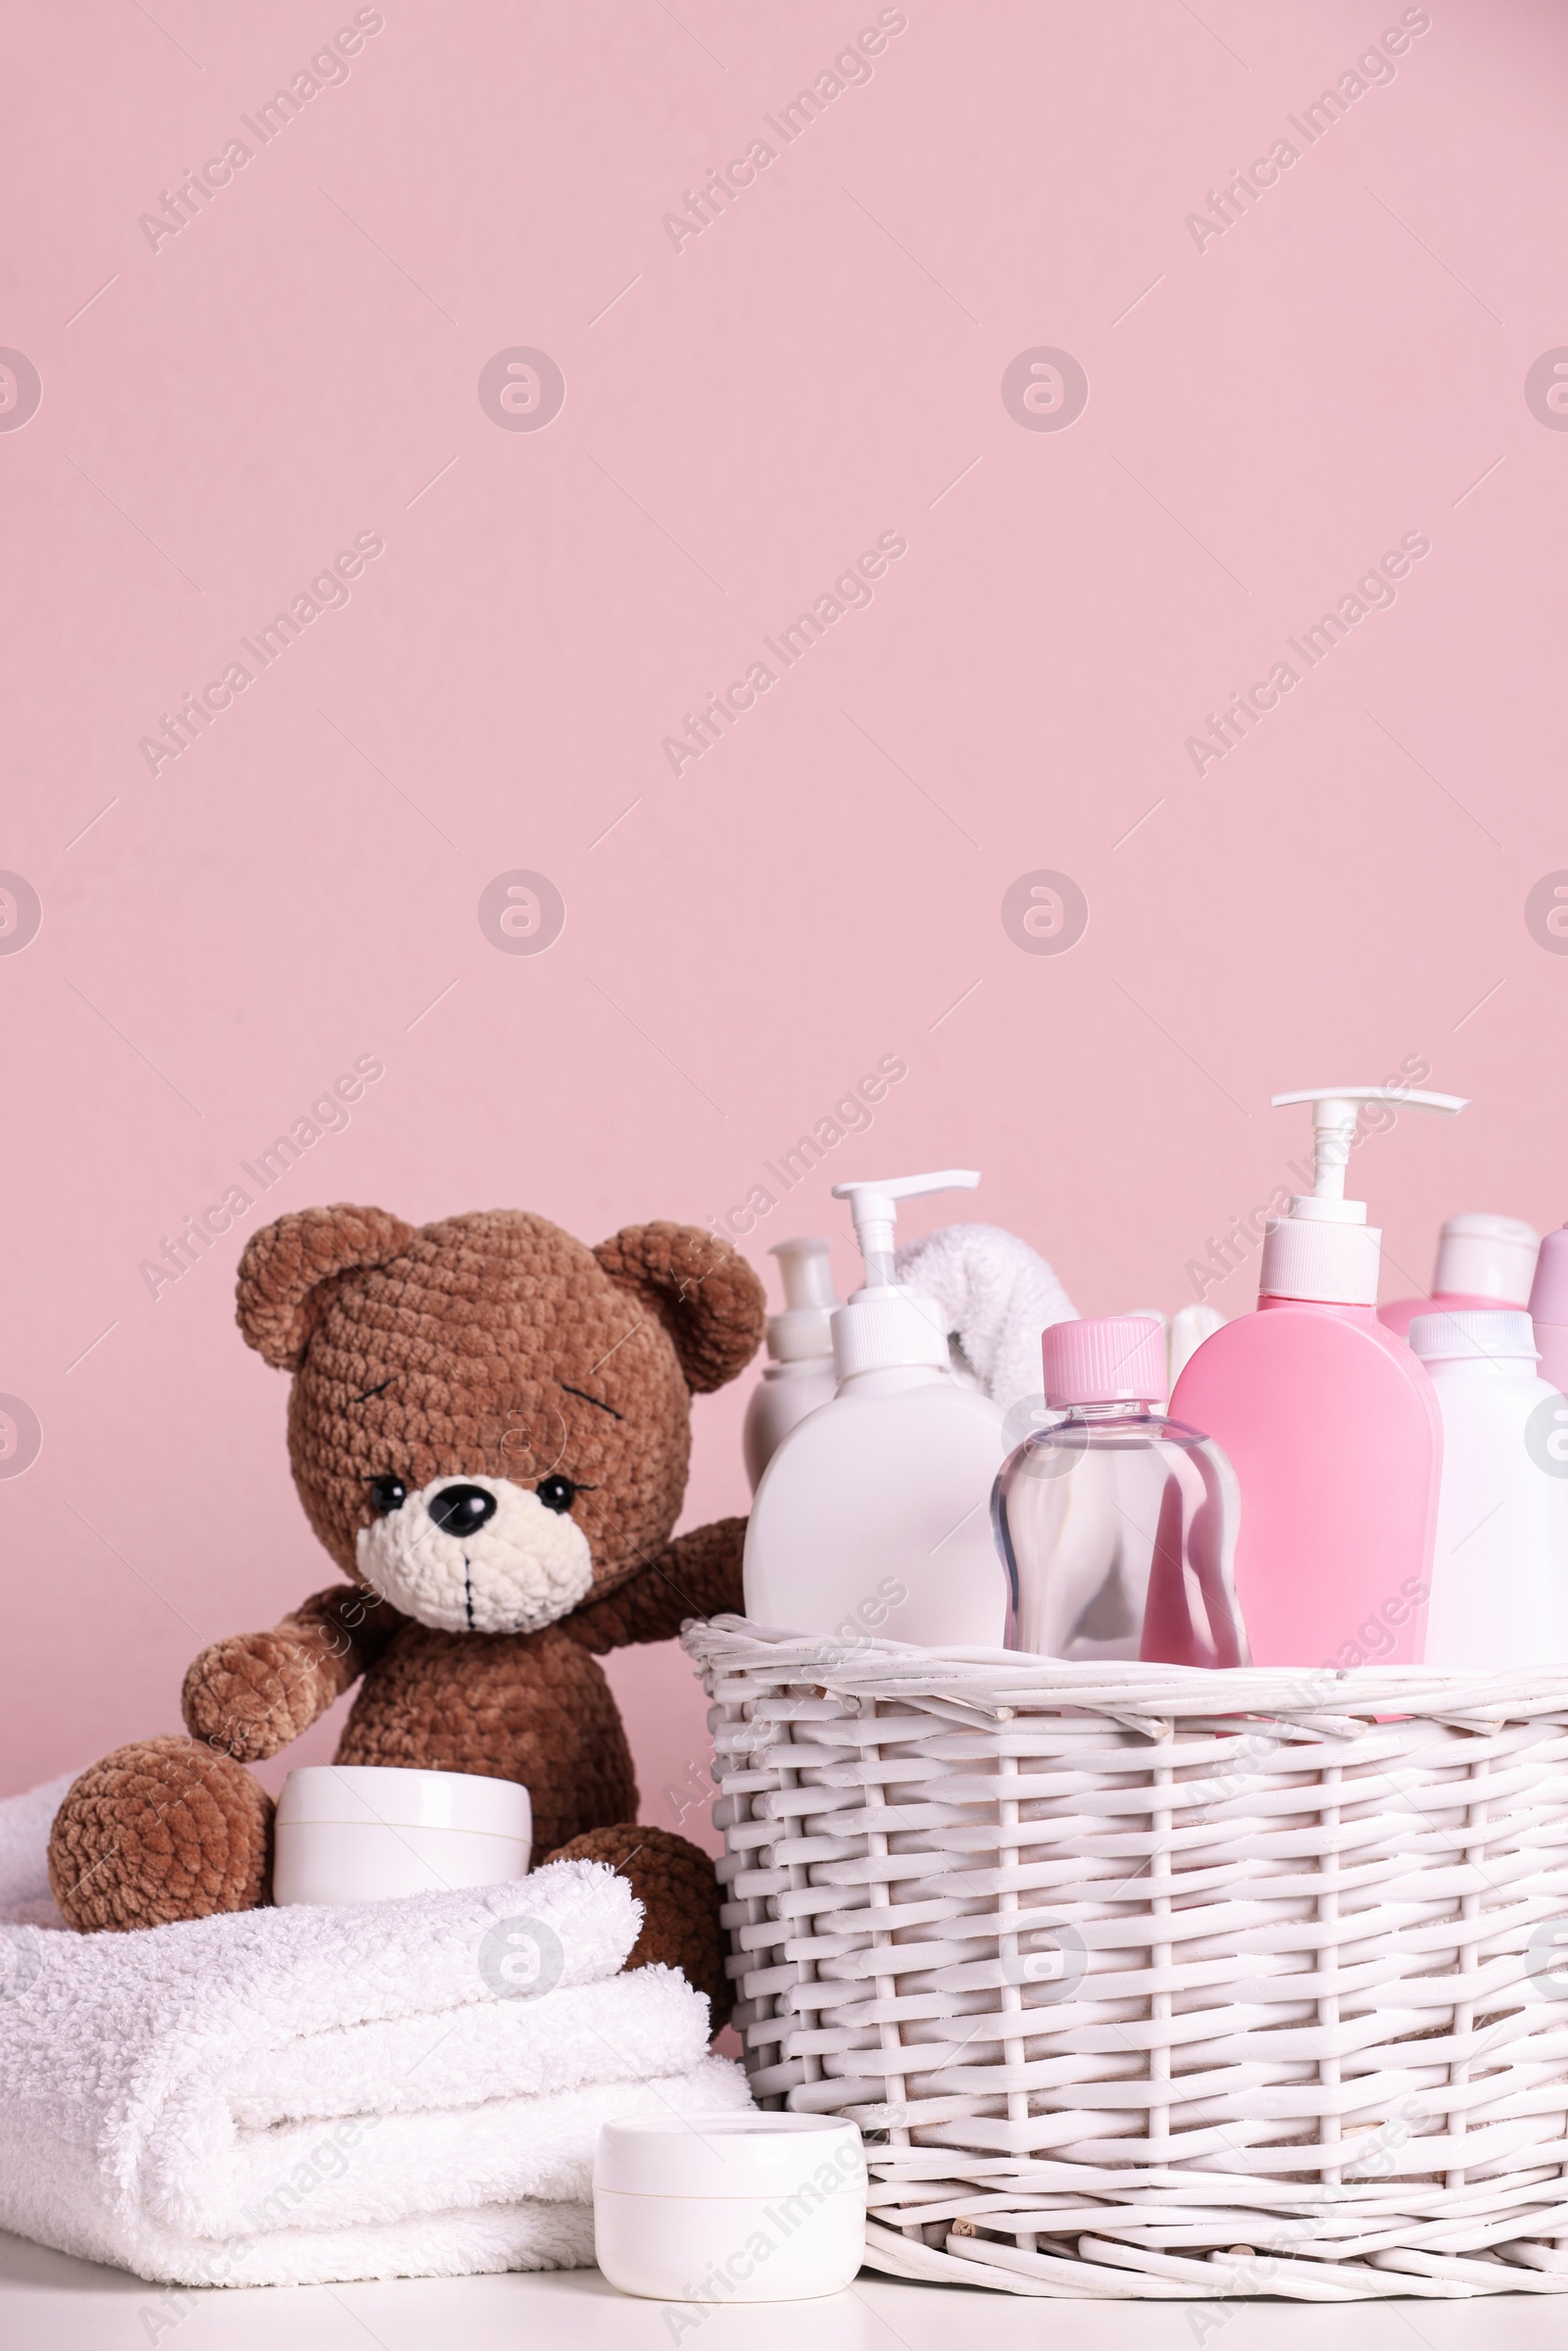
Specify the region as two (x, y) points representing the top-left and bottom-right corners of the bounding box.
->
(683, 1617), (1568, 2301)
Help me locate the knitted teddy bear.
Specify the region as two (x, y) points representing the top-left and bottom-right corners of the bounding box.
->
(48, 1204), (763, 2025)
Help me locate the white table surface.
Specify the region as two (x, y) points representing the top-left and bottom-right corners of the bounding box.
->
(3, 2232), (1565, 2351)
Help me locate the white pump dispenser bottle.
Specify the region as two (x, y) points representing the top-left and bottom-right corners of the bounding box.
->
(742, 1238), (842, 1490)
(742, 1171), (1008, 1647)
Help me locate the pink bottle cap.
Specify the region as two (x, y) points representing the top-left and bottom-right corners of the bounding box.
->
(1043, 1315), (1165, 1407)
(1530, 1226), (1568, 1328)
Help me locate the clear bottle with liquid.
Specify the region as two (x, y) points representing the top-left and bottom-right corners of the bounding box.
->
(991, 1316), (1249, 1667)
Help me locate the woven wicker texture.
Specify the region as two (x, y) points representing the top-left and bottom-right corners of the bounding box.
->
(684, 1619), (1568, 2301)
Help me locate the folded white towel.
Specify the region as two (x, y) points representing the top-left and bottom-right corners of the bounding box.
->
(895, 1220), (1076, 1409)
(0, 1849), (751, 2287)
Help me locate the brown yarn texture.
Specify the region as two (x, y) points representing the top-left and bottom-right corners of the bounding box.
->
(50, 1204), (763, 2020)
(50, 1736), (271, 1933)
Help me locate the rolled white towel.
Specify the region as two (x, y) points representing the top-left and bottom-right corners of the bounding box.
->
(895, 1221), (1076, 1410)
(893, 1227), (1226, 1420)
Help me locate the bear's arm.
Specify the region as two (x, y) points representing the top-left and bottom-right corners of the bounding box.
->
(563, 1517), (746, 1653)
(181, 1583), (406, 1764)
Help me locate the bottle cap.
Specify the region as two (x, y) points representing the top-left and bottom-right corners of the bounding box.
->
(765, 1237), (839, 1362)
(1260, 1087), (1467, 1306)
(1408, 1307), (1539, 1363)
(829, 1170), (980, 1380)
(1529, 1226), (1568, 1329)
(1433, 1212), (1539, 1305)
(1043, 1315), (1166, 1407)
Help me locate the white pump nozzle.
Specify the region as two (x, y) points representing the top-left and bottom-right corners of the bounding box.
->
(764, 1237), (839, 1362)
(1270, 1088), (1468, 1211)
(829, 1170), (981, 1379)
(831, 1170), (980, 1289)
(770, 1235), (837, 1312)
(1262, 1086), (1468, 1305)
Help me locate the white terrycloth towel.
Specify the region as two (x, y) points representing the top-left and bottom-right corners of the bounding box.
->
(895, 1220), (1077, 1410)
(0, 1849), (750, 2288)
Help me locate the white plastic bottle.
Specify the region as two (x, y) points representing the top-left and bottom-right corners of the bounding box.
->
(1380, 1212), (1541, 1341)
(742, 1238), (841, 1491)
(1409, 1308), (1568, 1667)
(742, 1171), (1008, 1648)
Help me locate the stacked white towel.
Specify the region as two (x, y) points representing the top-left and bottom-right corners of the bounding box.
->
(0, 1824), (749, 2288)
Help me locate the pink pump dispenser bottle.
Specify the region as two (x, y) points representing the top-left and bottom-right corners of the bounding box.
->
(1169, 1086), (1467, 1669)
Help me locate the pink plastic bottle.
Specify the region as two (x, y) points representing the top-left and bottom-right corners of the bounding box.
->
(1530, 1227), (1568, 1396)
(1379, 1211), (1540, 1341)
(1169, 1086), (1466, 1670)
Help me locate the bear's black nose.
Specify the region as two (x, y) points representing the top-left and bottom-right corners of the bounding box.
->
(428, 1483), (498, 1537)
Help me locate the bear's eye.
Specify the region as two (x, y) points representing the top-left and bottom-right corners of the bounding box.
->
(536, 1475), (577, 1515)
(368, 1476), (407, 1515)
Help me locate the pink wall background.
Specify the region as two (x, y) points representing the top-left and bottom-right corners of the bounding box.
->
(4, 1), (1568, 1848)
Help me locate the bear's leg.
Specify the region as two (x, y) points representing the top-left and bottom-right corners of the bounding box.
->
(545, 1823), (730, 2032)
(48, 1736), (272, 1933)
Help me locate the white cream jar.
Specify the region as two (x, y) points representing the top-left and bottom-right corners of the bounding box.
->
(594, 2112), (866, 2302)
(272, 1765), (531, 1905)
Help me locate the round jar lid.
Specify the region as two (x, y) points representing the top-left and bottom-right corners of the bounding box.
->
(595, 2112), (864, 2200)
(276, 1765), (530, 1837)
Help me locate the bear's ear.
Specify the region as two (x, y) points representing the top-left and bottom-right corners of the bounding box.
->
(593, 1222), (764, 1394)
(236, 1203), (418, 1370)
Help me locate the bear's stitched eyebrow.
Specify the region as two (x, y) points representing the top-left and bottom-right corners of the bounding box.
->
(560, 1382), (622, 1420)
(353, 1378), (394, 1403)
